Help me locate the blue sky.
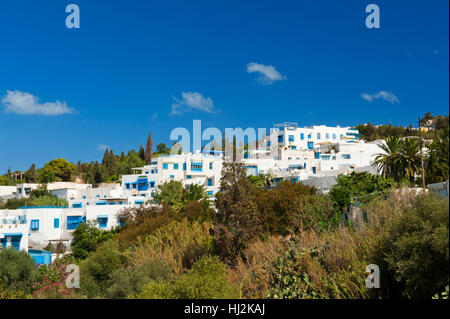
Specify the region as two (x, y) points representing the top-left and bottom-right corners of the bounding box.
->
(0, 0), (448, 172)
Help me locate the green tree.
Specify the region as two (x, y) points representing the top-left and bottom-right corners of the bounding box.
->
(39, 158), (76, 182)
(153, 180), (184, 207)
(0, 248), (37, 294)
(71, 221), (118, 260)
(329, 171), (394, 212)
(144, 133), (153, 163)
(213, 161), (261, 266)
(24, 164), (37, 183)
(426, 126), (449, 183)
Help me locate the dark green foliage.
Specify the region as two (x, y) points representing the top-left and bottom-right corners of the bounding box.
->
(104, 260), (172, 299)
(0, 248), (37, 293)
(71, 221), (119, 260)
(329, 172), (394, 211)
(38, 158), (76, 182)
(79, 240), (126, 296)
(426, 126), (449, 184)
(214, 161), (261, 266)
(376, 193), (449, 299)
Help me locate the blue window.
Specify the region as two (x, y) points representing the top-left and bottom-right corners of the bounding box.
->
(67, 216), (84, 230)
(315, 152), (321, 159)
(132, 182), (137, 189)
(208, 179), (213, 186)
(150, 181), (155, 188)
(340, 134), (343, 139)
(183, 163), (186, 170)
(317, 133), (321, 140)
(97, 216), (108, 228)
(187, 175), (192, 179)
(72, 202), (82, 208)
(137, 178), (149, 191)
(125, 183), (130, 190)
(326, 133), (330, 139)
(54, 218), (59, 228)
(291, 146), (297, 150)
(332, 133), (336, 139)
(96, 200), (107, 205)
(191, 162), (203, 172)
(278, 135), (284, 143)
(312, 167), (317, 174)
(135, 199), (145, 205)
(163, 163), (168, 170)
(267, 141), (271, 147)
(288, 135), (294, 142)
(170, 175), (174, 179)
(209, 162), (213, 170)
(342, 154), (351, 159)
(322, 155), (331, 160)
(304, 163), (307, 168)
(207, 191), (213, 196)
(82, 195), (86, 199)
(30, 219), (39, 230)
(300, 133), (304, 140)
(307, 142), (314, 149)
(174, 163), (179, 170)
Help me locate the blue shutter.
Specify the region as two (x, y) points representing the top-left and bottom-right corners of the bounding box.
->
(54, 218), (59, 228)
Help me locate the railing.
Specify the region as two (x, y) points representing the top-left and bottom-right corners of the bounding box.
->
(19, 206), (68, 209)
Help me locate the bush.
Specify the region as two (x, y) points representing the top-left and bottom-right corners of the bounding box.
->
(104, 260), (172, 299)
(329, 172), (394, 212)
(376, 193), (449, 298)
(171, 256), (240, 299)
(71, 221), (118, 260)
(0, 248), (37, 294)
(125, 219), (214, 274)
(79, 240), (126, 297)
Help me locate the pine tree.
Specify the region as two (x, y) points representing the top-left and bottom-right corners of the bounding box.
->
(139, 144), (145, 160)
(144, 133), (153, 163)
(24, 164), (37, 183)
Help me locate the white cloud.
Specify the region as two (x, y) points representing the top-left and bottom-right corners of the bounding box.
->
(98, 144), (110, 151)
(171, 91), (215, 115)
(2, 90), (75, 115)
(246, 62), (286, 85)
(361, 91), (399, 104)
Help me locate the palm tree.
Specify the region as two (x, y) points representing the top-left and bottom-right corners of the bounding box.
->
(399, 137), (421, 183)
(373, 136), (421, 183)
(373, 136), (402, 181)
(182, 183), (208, 202)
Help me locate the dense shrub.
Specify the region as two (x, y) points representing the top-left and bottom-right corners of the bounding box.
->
(125, 219), (214, 274)
(79, 240), (126, 297)
(329, 172), (394, 212)
(375, 193), (449, 298)
(71, 221), (119, 260)
(0, 248), (36, 294)
(136, 256), (240, 299)
(105, 260), (172, 299)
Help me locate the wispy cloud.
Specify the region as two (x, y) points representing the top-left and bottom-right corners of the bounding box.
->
(2, 90), (75, 115)
(246, 62), (286, 85)
(171, 91), (215, 115)
(98, 144), (110, 151)
(361, 91), (399, 104)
